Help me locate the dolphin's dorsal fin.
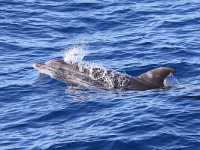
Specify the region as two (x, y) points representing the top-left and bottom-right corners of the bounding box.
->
(137, 67), (176, 88)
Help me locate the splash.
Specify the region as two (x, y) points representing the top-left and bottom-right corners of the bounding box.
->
(63, 45), (130, 89)
(164, 73), (180, 87)
(63, 44), (88, 63)
(63, 45), (106, 77)
(76, 61), (116, 89)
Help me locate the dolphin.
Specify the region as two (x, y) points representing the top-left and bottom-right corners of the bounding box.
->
(33, 59), (176, 90)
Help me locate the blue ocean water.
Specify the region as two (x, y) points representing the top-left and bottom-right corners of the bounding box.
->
(1, 0), (200, 149)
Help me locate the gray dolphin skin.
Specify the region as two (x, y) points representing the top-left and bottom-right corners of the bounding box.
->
(33, 59), (176, 90)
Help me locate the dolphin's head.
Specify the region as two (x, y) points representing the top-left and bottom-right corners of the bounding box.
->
(33, 62), (55, 78)
(33, 60), (66, 78)
(33, 59), (91, 86)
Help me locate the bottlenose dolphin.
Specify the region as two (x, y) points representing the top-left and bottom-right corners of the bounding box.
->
(33, 59), (176, 90)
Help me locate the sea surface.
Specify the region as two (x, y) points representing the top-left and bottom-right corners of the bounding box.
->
(1, 0), (200, 150)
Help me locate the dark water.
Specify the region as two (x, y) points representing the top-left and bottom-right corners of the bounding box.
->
(1, 0), (200, 149)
